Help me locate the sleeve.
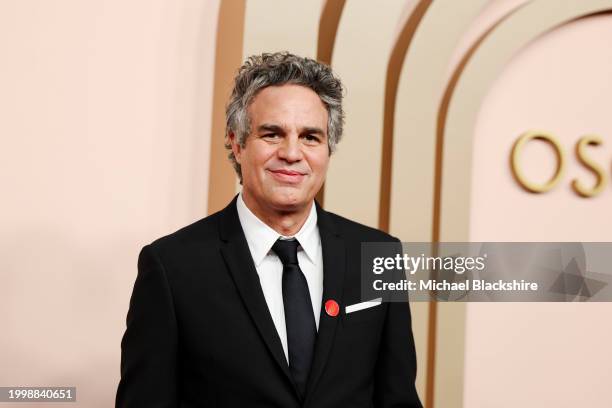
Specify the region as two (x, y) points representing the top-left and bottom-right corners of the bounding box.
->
(373, 239), (423, 408)
(116, 245), (179, 408)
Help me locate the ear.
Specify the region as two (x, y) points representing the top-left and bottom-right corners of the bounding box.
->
(228, 131), (242, 163)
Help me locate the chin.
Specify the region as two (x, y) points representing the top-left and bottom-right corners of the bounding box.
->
(269, 190), (309, 211)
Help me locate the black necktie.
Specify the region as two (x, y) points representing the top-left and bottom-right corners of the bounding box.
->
(272, 239), (316, 397)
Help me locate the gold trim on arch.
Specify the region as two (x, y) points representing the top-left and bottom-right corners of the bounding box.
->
(434, 3), (527, 242)
(315, 0), (346, 206)
(207, 0), (246, 215)
(377, 1), (442, 406)
(378, 0), (433, 233)
(317, 0), (345, 66)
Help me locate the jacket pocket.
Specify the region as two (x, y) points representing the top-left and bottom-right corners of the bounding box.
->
(341, 301), (384, 326)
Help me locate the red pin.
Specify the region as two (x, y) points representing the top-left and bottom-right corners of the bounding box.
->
(325, 299), (339, 317)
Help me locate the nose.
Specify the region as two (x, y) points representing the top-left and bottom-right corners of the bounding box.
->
(277, 134), (303, 162)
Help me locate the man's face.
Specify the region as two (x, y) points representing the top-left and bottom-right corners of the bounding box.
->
(230, 84), (330, 213)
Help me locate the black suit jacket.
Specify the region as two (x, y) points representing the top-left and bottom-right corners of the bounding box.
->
(116, 197), (422, 407)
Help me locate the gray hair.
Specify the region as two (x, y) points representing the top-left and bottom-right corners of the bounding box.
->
(225, 52), (345, 180)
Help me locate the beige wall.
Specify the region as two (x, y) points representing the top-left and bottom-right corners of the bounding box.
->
(324, 0), (406, 228)
(243, 0), (323, 59)
(0, 1), (219, 406)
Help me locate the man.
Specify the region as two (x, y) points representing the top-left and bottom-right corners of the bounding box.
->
(116, 52), (422, 407)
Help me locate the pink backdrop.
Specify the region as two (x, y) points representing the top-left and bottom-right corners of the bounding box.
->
(466, 14), (612, 408)
(0, 1), (219, 406)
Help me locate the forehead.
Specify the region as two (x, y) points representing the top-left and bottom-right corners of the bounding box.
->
(248, 84), (328, 128)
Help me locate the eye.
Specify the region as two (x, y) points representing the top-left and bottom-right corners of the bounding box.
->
(262, 133), (280, 140)
(302, 134), (321, 144)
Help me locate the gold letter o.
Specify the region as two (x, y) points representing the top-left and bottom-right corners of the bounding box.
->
(511, 131), (565, 193)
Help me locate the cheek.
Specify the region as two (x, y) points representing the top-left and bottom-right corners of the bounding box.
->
(258, 152), (278, 173)
(243, 143), (275, 169)
(308, 151), (330, 173)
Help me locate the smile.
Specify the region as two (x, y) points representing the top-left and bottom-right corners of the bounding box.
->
(268, 169), (306, 184)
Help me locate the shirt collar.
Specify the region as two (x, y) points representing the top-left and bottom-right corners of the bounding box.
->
(236, 192), (320, 267)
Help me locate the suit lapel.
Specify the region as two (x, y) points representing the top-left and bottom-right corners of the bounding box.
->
(305, 202), (345, 401)
(218, 197), (347, 402)
(218, 197), (298, 395)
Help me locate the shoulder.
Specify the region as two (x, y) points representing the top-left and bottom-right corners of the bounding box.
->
(145, 209), (225, 260)
(321, 209), (399, 243)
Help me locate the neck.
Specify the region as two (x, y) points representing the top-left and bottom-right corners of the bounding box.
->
(241, 190), (312, 236)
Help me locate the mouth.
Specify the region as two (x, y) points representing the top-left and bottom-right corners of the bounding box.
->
(268, 169), (307, 184)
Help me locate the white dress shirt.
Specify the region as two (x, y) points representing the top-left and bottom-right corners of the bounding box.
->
(236, 193), (323, 362)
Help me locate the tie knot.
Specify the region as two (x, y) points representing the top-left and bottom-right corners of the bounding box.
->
(272, 239), (299, 266)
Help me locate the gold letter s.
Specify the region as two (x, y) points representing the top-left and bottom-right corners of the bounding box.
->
(572, 135), (608, 198)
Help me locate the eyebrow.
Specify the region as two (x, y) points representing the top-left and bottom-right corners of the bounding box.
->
(257, 123), (326, 136)
(301, 126), (325, 136)
(257, 124), (284, 133)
